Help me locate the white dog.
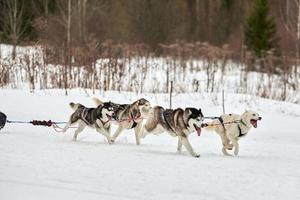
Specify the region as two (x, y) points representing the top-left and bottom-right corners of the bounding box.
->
(204, 110), (262, 156)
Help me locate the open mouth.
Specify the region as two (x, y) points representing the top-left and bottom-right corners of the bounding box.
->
(250, 119), (258, 128)
(106, 113), (112, 119)
(193, 124), (202, 136)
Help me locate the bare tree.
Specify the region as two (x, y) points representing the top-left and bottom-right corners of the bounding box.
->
(56, 0), (73, 95)
(281, 0), (300, 89)
(1, 0), (27, 59)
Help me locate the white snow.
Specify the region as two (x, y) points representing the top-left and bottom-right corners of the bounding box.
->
(0, 89), (300, 200)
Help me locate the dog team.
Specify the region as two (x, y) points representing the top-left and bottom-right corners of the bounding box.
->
(62, 97), (262, 158)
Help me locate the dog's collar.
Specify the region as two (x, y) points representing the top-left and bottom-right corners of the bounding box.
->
(240, 119), (250, 128)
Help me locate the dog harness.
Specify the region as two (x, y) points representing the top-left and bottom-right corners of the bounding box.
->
(237, 124), (245, 137)
(162, 109), (176, 134)
(130, 112), (138, 129)
(80, 108), (92, 125)
(237, 120), (248, 137)
(218, 116), (226, 130)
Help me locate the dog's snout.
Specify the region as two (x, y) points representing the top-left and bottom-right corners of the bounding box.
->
(258, 117), (262, 120)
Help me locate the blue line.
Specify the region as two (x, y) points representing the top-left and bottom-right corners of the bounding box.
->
(6, 120), (67, 124)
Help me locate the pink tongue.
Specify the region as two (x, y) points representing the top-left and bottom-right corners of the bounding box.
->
(196, 127), (201, 136)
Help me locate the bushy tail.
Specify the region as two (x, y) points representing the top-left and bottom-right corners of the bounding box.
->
(69, 102), (80, 110)
(92, 97), (103, 106)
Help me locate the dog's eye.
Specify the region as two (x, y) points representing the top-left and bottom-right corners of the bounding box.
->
(252, 114), (256, 116)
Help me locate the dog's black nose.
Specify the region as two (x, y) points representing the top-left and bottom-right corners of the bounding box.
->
(111, 113), (117, 120)
(258, 117), (262, 120)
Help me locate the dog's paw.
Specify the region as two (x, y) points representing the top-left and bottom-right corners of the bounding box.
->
(222, 148), (232, 156)
(109, 139), (115, 144)
(193, 153), (201, 158)
(227, 144), (233, 150)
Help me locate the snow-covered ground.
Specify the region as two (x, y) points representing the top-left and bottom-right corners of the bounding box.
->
(0, 89), (300, 200)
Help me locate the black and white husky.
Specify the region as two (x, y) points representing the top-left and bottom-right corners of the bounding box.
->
(93, 98), (152, 145)
(62, 102), (115, 143)
(139, 106), (204, 157)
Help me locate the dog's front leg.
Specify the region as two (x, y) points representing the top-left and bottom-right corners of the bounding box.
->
(180, 136), (200, 157)
(96, 128), (112, 144)
(134, 123), (142, 145)
(177, 137), (182, 152)
(111, 126), (124, 143)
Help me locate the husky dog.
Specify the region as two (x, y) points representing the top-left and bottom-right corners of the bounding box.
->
(0, 112), (7, 130)
(139, 106), (204, 157)
(93, 98), (151, 145)
(204, 110), (262, 156)
(62, 102), (115, 143)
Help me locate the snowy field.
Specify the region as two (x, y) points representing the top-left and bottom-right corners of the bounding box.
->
(0, 89), (300, 200)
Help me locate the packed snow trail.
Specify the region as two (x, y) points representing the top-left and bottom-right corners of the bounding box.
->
(0, 89), (299, 200)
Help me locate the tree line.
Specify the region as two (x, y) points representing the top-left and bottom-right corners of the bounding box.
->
(0, 0), (297, 55)
(0, 0), (299, 99)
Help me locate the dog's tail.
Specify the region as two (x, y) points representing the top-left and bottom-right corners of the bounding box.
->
(92, 97), (103, 106)
(69, 102), (81, 110)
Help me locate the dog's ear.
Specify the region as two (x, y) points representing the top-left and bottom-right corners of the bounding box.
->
(244, 109), (249, 113)
(184, 108), (191, 116)
(198, 108), (203, 116)
(138, 98), (147, 105)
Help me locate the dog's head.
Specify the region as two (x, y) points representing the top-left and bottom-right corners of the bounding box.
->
(185, 108), (204, 136)
(241, 110), (262, 128)
(99, 102), (115, 119)
(135, 98), (151, 114)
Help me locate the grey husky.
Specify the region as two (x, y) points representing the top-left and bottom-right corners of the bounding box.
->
(62, 101), (115, 143)
(93, 98), (152, 145)
(139, 106), (204, 157)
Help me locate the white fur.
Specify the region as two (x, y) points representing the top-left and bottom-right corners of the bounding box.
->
(205, 110), (261, 156)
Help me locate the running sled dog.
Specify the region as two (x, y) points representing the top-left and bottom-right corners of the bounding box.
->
(205, 110), (262, 156)
(62, 101), (115, 143)
(93, 97), (151, 145)
(139, 106), (204, 158)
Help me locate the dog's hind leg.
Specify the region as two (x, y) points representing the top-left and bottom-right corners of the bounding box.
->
(62, 118), (73, 133)
(73, 121), (86, 141)
(177, 137), (182, 152)
(180, 136), (200, 158)
(219, 133), (233, 156)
